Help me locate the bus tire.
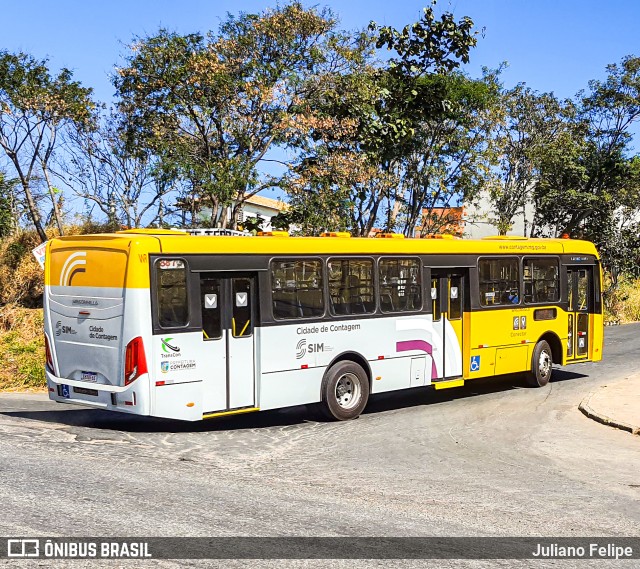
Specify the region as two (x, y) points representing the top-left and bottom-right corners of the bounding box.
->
(319, 360), (369, 421)
(525, 340), (553, 387)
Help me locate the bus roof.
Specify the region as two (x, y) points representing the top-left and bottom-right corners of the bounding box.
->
(49, 231), (600, 258)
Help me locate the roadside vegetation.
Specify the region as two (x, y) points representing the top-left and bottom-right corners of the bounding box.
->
(0, 303), (44, 390)
(0, 225), (108, 389)
(0, 229), (45, 389)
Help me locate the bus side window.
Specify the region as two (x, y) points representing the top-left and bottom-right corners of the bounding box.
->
(328, 259), (375, 315)
(156, 260), (189, 328)
(379, 258), (422, 312)
(449, 276), (462, 319)
(431, 278), (441, 321)
(523, 258), (559, 304)
(478, 258), (520, 306)
(271, 259), (324, 320)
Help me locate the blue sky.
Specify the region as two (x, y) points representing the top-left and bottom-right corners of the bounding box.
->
(1, 0), (638, 215)
(2, 0), (638, 104)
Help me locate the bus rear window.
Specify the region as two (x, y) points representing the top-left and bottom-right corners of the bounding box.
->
(156, 259), (189, 327)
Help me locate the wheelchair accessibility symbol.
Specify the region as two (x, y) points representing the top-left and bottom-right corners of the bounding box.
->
(470, 356), (481, 372)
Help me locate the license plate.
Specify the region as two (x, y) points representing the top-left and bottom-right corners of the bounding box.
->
(73, 386), (98, 397)
(81, 371), (98, 382)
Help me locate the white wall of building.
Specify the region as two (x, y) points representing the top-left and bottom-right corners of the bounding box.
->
(464, 192), (535, 239)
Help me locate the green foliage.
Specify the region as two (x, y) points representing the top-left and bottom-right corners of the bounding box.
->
(114, 2), (345, 229)
(286, 2), (492, 236)
(0, 50), (95, 241)
(532, 56), (640, 280)
(0, 171), (15, 237)
(3, 241), (27, 270)
(486, 82), (571, 235)
(241, 216), (264, 233)
(0, 306), (45, 390)
(371, 5), (476, 75)
(0, 3), (639, 293)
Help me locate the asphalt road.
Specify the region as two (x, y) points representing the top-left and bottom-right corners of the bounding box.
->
(0, 325), (639, 568)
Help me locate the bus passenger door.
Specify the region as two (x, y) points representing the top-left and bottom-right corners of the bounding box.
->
(431, 270), (464, 380)
(200, 274), (256, 413)
(566, 267), (591, 361)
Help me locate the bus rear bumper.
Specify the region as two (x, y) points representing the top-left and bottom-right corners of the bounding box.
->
(45, 369), (150, 416)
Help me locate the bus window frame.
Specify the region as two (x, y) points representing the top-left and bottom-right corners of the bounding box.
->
(327, 256), (378, 317)
(378, 256), (424, 315)
(269, 256), (326, 322)
(150, 256), (201, 335)
(522, 256), (561, 306)
(476, 255), (522, 308)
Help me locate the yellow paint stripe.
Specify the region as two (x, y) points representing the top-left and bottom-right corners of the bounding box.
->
(202, 407), (260, 420)
(239, 320), (250, 336)
(433, 379), (465, 390)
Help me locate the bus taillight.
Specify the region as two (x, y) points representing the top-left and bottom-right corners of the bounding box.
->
(44, 334), (54, 372)
(124, 336), (148, 386)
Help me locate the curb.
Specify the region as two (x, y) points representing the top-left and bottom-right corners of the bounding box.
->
(579, 389), (640, 436)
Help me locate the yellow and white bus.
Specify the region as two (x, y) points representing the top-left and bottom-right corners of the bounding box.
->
(43, 229), (604, 421)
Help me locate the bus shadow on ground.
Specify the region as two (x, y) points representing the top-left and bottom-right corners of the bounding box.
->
(1, 369), (588, 434)
(364, 368), (587, 415)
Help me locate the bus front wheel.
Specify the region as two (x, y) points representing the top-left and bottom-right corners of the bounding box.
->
(319, 361), (370, 421)
(525, 340), (553, 387)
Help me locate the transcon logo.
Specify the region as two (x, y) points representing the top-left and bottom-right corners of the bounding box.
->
(161, 338), (181, 354)
(59, 252), (87, 286)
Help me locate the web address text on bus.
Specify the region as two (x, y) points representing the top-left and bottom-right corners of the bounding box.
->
(498, 244), (548, 251)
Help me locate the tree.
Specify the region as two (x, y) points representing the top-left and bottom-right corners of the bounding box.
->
(0, 51), (94, 241)
(282, 68), (398, 235)
(0, 171), (16, 237)
(115, 2), (356, 230)
(367, 6), (485, 236)
(533, 55), (640, 282)
(60, 112), (175, 229)
(392, 72), (500, 237)
(284, 3), (487, 236)
(486, 84), (571, 235)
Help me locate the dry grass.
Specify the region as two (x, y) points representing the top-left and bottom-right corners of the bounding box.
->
(0, 230), (44, 307)
(604, 276), (640, 324)
(0, 222), (112, 307)
(0, 304), (46, 391)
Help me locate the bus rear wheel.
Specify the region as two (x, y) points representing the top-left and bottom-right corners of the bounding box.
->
(319, 361), (369, 421)
(525, 340), (553, 387)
